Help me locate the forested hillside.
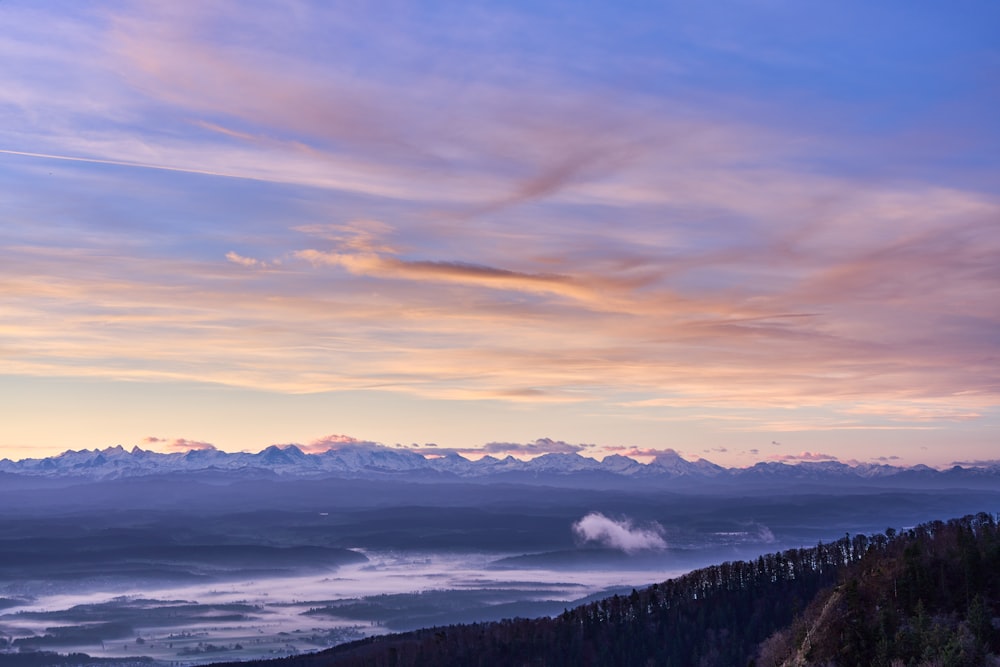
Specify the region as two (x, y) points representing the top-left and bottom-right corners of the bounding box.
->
(211, 513), (999, 667)
(757, 512), (1000, 666)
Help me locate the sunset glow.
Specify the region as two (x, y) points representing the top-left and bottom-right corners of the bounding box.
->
(1, 2), (997, 466)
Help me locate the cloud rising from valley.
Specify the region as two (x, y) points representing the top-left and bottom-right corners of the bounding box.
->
(572, 513), (667, 553)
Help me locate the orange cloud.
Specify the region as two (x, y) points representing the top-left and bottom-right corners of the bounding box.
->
(225, 251), (279, 269)
(295, 248), (587, 300)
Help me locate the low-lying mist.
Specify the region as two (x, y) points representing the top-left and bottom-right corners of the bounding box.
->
(2, 476), (997, 664)
(1, 551), (687, 663)
(572, 512), (667, 553)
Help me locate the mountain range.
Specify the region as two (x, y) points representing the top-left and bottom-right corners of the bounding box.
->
(3, 443), (999, 490)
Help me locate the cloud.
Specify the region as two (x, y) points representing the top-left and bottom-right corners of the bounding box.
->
(950, 459), (1000, 468)
(402, 445), (468, 458)
(94, 3), (661, 212)
(481, 438), (589, 456)
(294, 247), (591, 302)
(842, 403), (984, 422)
(293, 221), (396, 253)
(300, 434), (380, 454)
(572, 513), (667, 553)
(1, 1), (999, 463)
(225, 251), (274, 269)
(455, 147), (614, 218)
(768, 451), (839, 462)
(757, 525), (776, 543)
(600, 446), (667, 461)
(144, 437), (217, 452)
(392, 438), (595, 460)
(749, 522), (776, 543)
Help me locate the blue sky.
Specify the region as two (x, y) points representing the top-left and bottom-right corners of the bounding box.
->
(1, 1), (998, 466)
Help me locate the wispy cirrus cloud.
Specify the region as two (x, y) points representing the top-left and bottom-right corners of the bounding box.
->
(840, 402), (986, 423)
(0, 2), (997, 464)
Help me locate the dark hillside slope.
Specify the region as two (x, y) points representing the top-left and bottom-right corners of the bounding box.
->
(757, 512), (1000, 666)
(211, 514), (1000, 667)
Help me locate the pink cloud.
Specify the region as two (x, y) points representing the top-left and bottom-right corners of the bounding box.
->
(226, 251), (276, 269)
(597, 446), (671, 463)
(294, 235), (597, 303)
(768, 451), (839, 462)
(602, 445), (661, 456)
(300, 434), (379, 454)
(144, 437), (217, 452)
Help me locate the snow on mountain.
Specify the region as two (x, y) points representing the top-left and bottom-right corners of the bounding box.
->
(597, 454), (646, 475)
(0, 443), (996, 487)
(425, 451), (482, 476)
(255, 444), (315, 468)
(316, 444), (431, 473)
(642, 449), (725, 477)
(519, 453), (604, 473)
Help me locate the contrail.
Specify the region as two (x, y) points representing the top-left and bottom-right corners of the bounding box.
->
(0, 147), (251, 181)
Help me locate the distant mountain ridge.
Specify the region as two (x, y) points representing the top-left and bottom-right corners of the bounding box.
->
(2, 443), (999, 489)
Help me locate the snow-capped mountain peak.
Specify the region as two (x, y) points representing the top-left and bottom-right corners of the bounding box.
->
(0, 442), (994, 489)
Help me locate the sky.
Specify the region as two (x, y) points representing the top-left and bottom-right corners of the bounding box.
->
(1, 1), (998, 467)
